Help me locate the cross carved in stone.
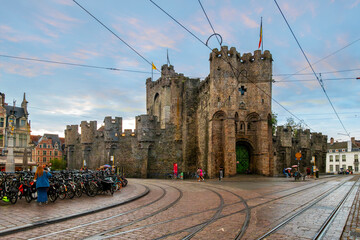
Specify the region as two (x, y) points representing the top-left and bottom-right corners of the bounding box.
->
(239, 86), (247, 95)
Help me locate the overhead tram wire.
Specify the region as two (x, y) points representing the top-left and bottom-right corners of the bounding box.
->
(273, 0), (351, 139)
(0, 54), (159, 74)
(72, 0), (160, 72)
(150, 0), (314, 132)
(273, 68), (360, 76)
(276, 38), (360, 81)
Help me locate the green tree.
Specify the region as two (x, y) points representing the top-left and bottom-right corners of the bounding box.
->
(50, 158), (67, 170)
(285, 117), (304, 137)
(271, 112), (278, 135)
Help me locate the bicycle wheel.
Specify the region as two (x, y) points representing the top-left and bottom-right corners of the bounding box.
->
(75, 186), (82, 198)
(67, 188), (75, 199)
(58, 186), (66, 200)
(25, 193), (32, 203)
(9, 193), (18, 204)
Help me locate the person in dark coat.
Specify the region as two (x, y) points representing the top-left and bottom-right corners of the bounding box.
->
(34, 165), (52, 205)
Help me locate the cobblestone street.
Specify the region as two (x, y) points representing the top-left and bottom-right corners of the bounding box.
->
(0, 175), (358, 240)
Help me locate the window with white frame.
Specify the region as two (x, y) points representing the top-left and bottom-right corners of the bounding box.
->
(355, 154), (359, 163)
(355, 166), (359, 172)
(336, 165), (339, 171)
(329, 165), (333, 171)
(342, 164), (346, 169)
(335, 155), (339, 162)
(342, 155), (346, 162)
(330, 155), (333, 162)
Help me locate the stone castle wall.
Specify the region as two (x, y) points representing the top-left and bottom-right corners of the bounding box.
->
(65, 46), (327, 178)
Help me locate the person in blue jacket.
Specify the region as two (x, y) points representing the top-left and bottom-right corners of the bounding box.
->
(34, 165), (52, 205)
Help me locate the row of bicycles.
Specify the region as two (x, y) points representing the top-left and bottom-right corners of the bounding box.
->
(0, 170), (128, 204)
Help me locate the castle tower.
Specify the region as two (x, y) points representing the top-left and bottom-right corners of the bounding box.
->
(204, 46), (273, 177)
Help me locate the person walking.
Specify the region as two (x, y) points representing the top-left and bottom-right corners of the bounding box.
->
(197, 168), (204, 182)
(34, 165), (52, 205)
(306, 167), (311, 178)
(219, 167), (224, 181)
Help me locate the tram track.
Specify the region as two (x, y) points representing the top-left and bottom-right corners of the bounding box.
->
(256, 176), (359, 240)
(2, 176), (350, 240)
(83, 184), (184, 239)
(105, 178), (340, 239)
(27, 183), (167, 240)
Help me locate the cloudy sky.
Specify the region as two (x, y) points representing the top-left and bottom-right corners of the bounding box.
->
(0, 0), (359, 141)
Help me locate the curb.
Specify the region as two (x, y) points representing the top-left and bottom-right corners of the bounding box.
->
(0, 184), (150, 237)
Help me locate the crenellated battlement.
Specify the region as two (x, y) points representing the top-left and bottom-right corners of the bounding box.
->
(65, 125), (79, 145)
(80, 121), (97, 144)
(209, 46), (272, 64)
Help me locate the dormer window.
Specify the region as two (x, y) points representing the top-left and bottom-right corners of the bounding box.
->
(20, 119), (26, 126)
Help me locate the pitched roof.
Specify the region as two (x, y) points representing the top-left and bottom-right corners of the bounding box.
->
(4, 105), (26, 119)
(30, 135), (42, 144)
(328, 141), (357, 150)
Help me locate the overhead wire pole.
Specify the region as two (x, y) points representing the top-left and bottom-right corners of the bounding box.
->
(273, 0), (351, 139)
(72, 0), (160, 73)
(150, 0), (314, 132)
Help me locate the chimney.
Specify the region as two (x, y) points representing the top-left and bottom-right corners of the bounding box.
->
(330, 137), (334, 145)
(348, 140), (352, 152)
(0, 92), (4, 107)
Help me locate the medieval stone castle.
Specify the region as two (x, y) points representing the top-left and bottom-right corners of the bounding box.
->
(65, 46), (327, 178)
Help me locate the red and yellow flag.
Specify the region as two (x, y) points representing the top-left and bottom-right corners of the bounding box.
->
(258, 18), (262, 49)
(152, 62), (157, 70)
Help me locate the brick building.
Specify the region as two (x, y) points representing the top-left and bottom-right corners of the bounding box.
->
(65, 47), (327, 178)
(32, 134), (64, 166)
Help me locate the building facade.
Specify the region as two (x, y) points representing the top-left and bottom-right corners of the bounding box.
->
(65, 47), (327, 178)
(32, 134), (64, 166)
(326, 137), (360, 174)
(0, 92), (34, 171)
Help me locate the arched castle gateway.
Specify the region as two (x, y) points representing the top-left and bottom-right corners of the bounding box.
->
(65, 46), (327, 178)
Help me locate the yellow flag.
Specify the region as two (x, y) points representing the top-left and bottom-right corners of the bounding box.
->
(152, 62), (157, 70)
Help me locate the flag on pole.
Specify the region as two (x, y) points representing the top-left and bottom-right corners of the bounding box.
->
(167, 49), (170, 66)
(258, 17), (263, 49)
(152, 62), (157, 70)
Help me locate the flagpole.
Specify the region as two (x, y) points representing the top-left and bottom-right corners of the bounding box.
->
(261, 17), (263, 53)
(152, 65), (153, 81)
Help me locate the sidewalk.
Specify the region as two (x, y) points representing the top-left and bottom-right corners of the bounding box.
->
(0, 180), (148, 236)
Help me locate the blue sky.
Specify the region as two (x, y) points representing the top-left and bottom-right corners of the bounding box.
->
(0, 0), (359, 141)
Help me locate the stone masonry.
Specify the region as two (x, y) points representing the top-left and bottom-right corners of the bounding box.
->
(65, 46), (327, 178)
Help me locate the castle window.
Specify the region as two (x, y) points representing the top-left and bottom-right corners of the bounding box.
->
(262, 99), (264, 104)
(43, 143), (46, 148)
(50, 151), (52, 156)
(43, 151), (46, 156)
(0, 117), (4, 127)
(247, 122), (251, 130)
(43, 157), (46, 162)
